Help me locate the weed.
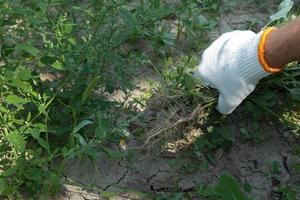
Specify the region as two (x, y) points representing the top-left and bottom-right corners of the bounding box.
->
(0, 0), (221, 198)
(196, 172), (252, 200)
(277, 184), (298, 200)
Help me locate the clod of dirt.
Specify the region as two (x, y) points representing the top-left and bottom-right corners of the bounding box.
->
(287, 155), (300, 184)
(110, 193), (145, 200)
(178, 179), (196, 191)
(58, 184), (100, 200)
(64, 156), (128, 190)
(149, 171), (176, 192)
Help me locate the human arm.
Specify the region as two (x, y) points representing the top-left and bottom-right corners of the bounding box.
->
(265, 16), (300, 68)
(195, 17), (300, 114)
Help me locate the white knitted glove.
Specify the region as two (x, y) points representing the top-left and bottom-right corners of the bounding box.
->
(195, 30), (271, 114)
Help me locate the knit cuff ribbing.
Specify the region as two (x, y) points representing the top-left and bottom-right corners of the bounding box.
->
(237, 31), (270, 85)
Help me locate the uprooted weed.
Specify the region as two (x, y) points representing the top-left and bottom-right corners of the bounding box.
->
(131, 56), (216, 154)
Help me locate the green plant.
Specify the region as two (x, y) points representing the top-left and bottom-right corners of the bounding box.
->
(277, 184), (298, 200)
(193, 125), (235, 164)
(196, 172), (252, 200)
(0, 0), (220, 198)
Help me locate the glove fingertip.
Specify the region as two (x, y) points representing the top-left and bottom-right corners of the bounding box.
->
(216, 95), (236, 115)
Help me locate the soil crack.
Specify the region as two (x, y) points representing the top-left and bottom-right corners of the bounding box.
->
(103, 170), (129, 191)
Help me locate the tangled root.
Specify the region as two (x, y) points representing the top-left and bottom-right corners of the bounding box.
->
(140, 92), (216, 154)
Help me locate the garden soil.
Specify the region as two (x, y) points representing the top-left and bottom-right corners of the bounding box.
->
(58, 1), (300, 200)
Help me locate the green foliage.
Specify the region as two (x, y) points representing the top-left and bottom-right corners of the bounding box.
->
(270, 0), (294, 21)
(196, 172), (251, 200)
(194, 125), (235, 164)
(270, 161), (283, 175)
(214, 173), (246, 200)
(0, 0), (218, 198)
(278, 185), (298, 200)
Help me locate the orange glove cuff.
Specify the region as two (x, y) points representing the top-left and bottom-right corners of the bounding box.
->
(258, 27), (282, 73)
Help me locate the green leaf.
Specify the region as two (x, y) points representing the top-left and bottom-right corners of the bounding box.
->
(243, 182), (252, 193)
(82, 76), (101, 103)
(219, 126), (235, 142)
(1, 166), (18, 177)
(194, 15), (209, 26)
(290, 88), (300, 101)
(161, 32), (175, 45)
(270, 0), (294, 21)
(240, 128), (249, 135)
(17, 68), (33, 80)
(67, 38), (76, 45)
(37, 138), (49, 151)
(63, 23), (75, 34)
(184, 76), (197, 90)
(52, 60), (64, 70)
(156, 7), (174, 19)
(195, 137), (208, 152)
(174, 193), (183, 200)
(105, 82), (115, 94)
(99, 145), (123, 159)
(8, 77), (32, 92)
(16, 43), (40, 56)
(0, 106), (8, 113)
(262, 90), (276, 100)
(105, 52), (123, 64)
(63, 148), (77, 160)
(7, 131), (26, 153)
(0, 178), (6, 193)
(74, 133), (87, 146)
(5, 95), (28, 105)
(196, 183), (213, 196)
(40, 55), (56, 65)
(245, 100), (254, 112)
(95, 114), (108, 139)
(118, 8), (138, 29)
(71, 6), (94, 17)
(73, 120), (93, 134)
(95, 125), (106, 139)
(81, 145), (98, 158)
(38, 2), (47, 13)
(29, 129), (49, 150)
(43, 171), (60, 194)
(114, 30), (131, 46)
(26, 111), (32, 121)
(214, 172), (246, 200)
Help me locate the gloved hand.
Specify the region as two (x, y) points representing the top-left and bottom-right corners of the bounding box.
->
(194, 29), (280, 114)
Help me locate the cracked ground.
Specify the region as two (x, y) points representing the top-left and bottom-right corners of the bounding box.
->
(58, 122), (300, 200)
(57, 1), (300, 200)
